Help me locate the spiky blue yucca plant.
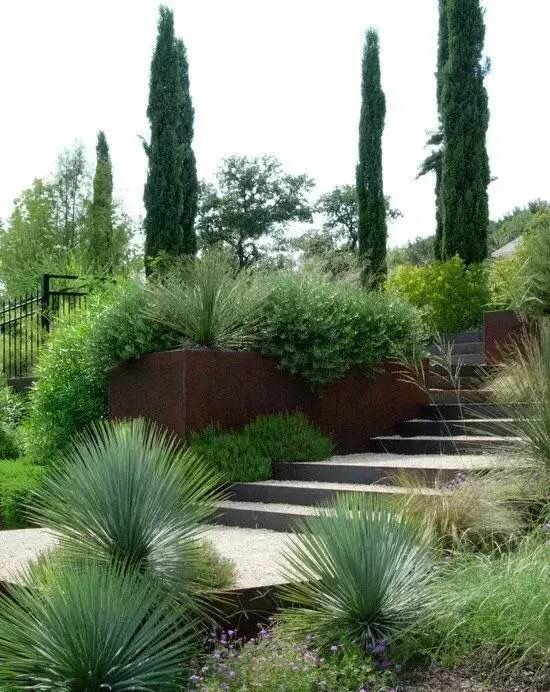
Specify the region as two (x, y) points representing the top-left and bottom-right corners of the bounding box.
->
(0, 560), (192, 691)
(279, 493), (433, 649)
(31, 419), (222, 598)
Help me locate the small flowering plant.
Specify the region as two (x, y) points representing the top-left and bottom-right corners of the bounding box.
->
(188, 626), (398, 691)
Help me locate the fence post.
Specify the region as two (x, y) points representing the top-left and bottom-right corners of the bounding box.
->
(40, 273), (51, 332)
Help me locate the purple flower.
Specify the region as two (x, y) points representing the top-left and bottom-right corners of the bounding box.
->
(377, 658), (391, 670)
(189, 674), (201, 683)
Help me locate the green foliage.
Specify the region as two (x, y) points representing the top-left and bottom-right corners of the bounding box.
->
(31, 419), (220, 600)
(189, 426), (272, 483)
(144, 6), (198, 271)
(145, 251), (268, 349)
(516, 210), (550, 316)
(386, 256), (489, 334)
(260, 273), (427, 388)
(0, 561), (193, 691)
(0, 427), (19, 460)
(197, 155), (313, 269)
(245, 413), (333, 462)
(357, 29), (387, 284)
(440, 0), (490, 263)
(189, 414), (332, 483)
(197, 634), (395, 691)
(420, 539), (550, 675)
(0, 461), (45, 528)
(488, 255), (524, 309)
(191, 540), (237, 592)
(279, 494), (433, 649)
(23, 282), (173, 463)
(387, 235), (436, 270)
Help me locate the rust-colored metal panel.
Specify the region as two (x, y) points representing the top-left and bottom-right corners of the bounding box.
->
(484, 310), (527, 365)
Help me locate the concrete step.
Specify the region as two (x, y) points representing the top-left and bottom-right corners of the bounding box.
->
(431, 363), (494, 378)
(428, 389), (492, 404)
(421, 400), (510, 420)
(214, 500), (316, 532)
(371, 434), (520, 455)
(440, 330), (483, 344)
(272, 454), (502, 486)
(397, 418), (513, 437)
(226, 480), (425, 507)
(430, 374), (483, 390)
(431, 341), (484, 357)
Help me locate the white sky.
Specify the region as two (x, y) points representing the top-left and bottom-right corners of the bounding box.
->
(1, 0), (549, 247)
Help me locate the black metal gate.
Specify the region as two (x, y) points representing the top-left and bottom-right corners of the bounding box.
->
(0, 274), (88, 381)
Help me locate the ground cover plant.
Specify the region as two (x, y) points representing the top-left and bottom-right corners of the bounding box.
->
(189, 413), (332, 483)
(0, 460), (45, 528)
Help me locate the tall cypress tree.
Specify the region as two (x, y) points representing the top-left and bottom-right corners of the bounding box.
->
(418, 0), (448, 260)
(144, 6), (197, 272)
(440, 0), (490, 264)
(88, 130), (114, 270)
(175, 39), (198, 256)
(356, 28), (387, 285)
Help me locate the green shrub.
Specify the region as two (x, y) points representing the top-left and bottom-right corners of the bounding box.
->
(189, 414), (333, 483)
(419, 538), (550, 676)
(23, 281), (174, 463)
(189, 426), (272, 483)
(515, 210), (550, 316)
(145, 251), (269, 349)
(0, 561), (193, 691)
(244, 412), (333, 462)
(279, 493), (433, 649)
(0, 460), (45, 528)
(386, 256), (490, 334)
(260, 273), (426, 388)
(0, 427), (19, 460)
(196, 632), (396, 691)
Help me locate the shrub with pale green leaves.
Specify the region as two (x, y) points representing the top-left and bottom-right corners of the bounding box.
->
(0, 460), (45, 528)
(386, 256), (489, 335)
(260, 273), (427, 388)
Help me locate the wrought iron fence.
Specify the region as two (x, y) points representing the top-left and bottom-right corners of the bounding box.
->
(0, 274), (88, 381)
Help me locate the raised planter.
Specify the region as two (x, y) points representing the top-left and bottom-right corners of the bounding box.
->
(484, 309), (528, 365)
(108, 350), (428, 454)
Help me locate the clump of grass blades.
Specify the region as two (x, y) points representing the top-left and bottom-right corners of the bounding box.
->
(0, 560), (193, 691)
(489, 318), (550, 476)
(422, 538), (550, 680)
(30, 419), (224, 604)
(279, 493), (433, 650)
(395, 468), (534, 550)
(145, 251), (270, 350)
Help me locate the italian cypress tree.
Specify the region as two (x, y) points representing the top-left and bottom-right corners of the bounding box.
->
(87, 130), (114, 270)
(175, 39), (198, 256)
(143, 7), (197, 272)
(356, 29), (387, 285)
(440, 0), (490, 263)
(418, 0), (448, 260)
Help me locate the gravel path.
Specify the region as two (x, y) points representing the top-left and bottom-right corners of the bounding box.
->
(0, 526), (292, 589)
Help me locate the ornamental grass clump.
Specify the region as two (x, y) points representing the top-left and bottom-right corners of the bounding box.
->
(0, 560), (193, 691)
(279, 493), (433, 650)
(31, 419), (223, 601)
(145, 251), (270, 350)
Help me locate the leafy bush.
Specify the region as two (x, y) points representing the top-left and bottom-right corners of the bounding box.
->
(194, 631), (396, 691)
(31, 419), (222, 603)
(386, 256), (490, 334)
(279, 494), (433, 649)
(515, 210), (550, 316)
(0, 561), (193, 691)
(189, 426), (272, 483)
(0, 460), (45, 528)
(260, 273), (427, 388)
(189, 414), (332, 483)
(146, 251), (269, 349)
(488, 254), (524, 310)
(243, 412), (333, 462)
(420, 538), (550, 677)
(23, 281), (174, 463)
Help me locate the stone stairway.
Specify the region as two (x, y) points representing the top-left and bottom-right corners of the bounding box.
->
(212, 329), (520, 532)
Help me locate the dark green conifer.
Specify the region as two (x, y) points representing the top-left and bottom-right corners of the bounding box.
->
(356, 29), (387, 285)
(440, 0), (490, 263)
(88, 130), (114, 270)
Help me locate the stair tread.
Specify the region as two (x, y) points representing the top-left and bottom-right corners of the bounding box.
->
(373, 434), (521, 441)
(218, 500), (316, 515)
(231, 480), (440, 495)
(406, 418), (514, 423)
(275, 454), (503, 469)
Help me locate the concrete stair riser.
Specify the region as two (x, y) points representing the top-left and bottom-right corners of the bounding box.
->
(213, 506), (305, 532)
(431, 342), (484, 357)
(428, 390), (491, 404)
(397, 419), (513, 437)
(422, 402), (529, 419)
(372, 436), (517, 455)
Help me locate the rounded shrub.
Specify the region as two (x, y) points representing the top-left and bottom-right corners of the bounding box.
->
(386, 256), (490, 335)
(260, 273), (427, 388)
(245, 412), (333, 462)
